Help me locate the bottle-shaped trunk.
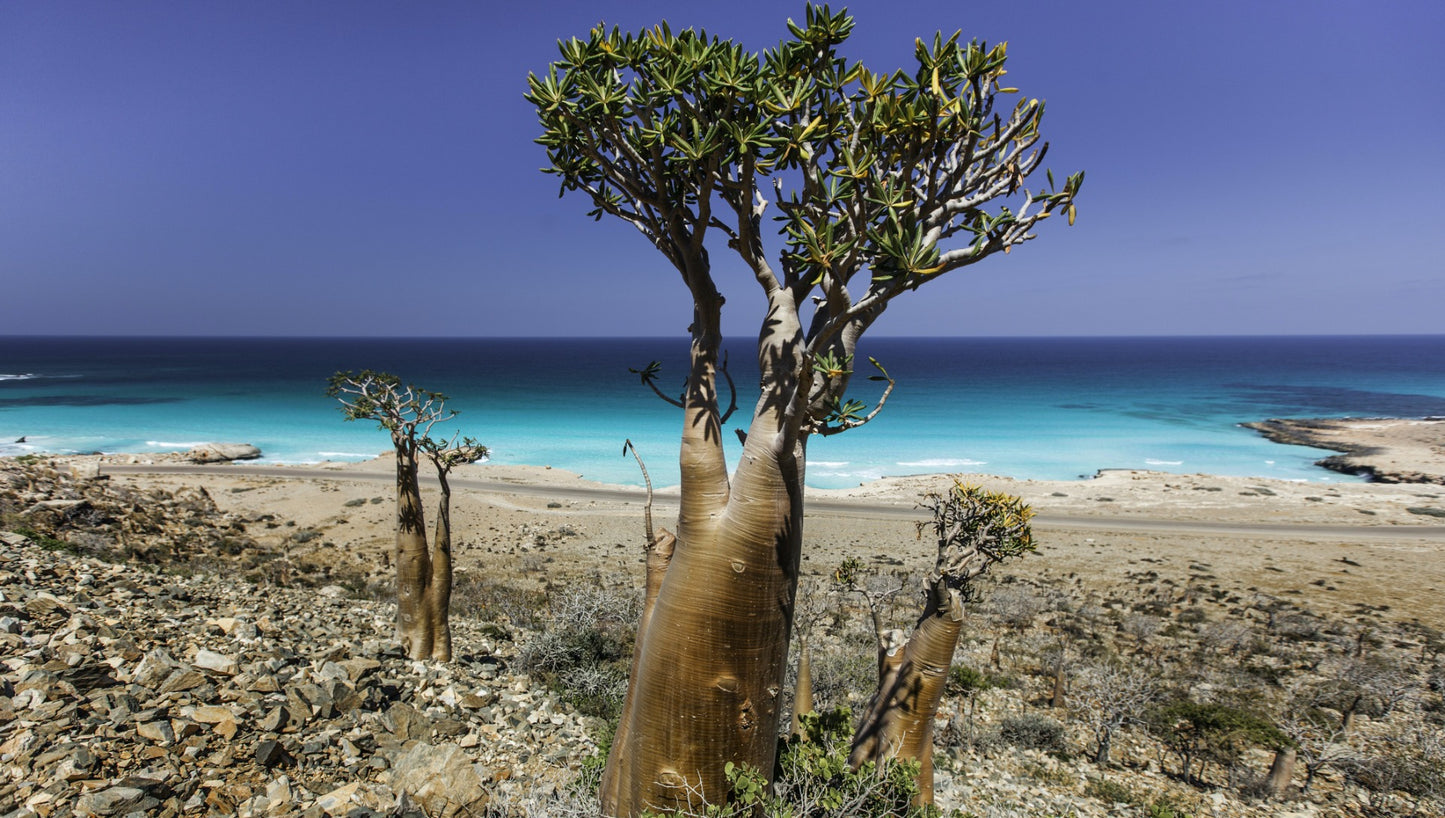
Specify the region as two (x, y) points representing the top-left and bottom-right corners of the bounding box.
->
(1265, 746), (1296, 799)
(848, 578), (964, 806)
(424, 475), (454, 662)
(394, 446), (435, 660)
(394, 446), (455, 662)
(1341, 694), (1361, 734)
(599, 422), (805, 815)
(789, 635), (814, 739)
(1093, 730), (1113, 766)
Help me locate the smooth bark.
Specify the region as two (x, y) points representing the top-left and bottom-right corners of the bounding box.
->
(602, 303), (810, 816)
(790, 634), (815, 740)
(1266, 747), (1297, 799)
(393, 444), (436, 660)
(393, 443), (454, 662)
(427, 460), (455, 662)
(848, 578), (963, 805)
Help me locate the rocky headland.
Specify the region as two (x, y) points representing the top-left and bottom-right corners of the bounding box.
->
(1244, 418), (1445, 485)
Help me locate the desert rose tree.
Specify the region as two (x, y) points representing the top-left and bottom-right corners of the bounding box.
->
(848, 483), (1035, 804)
(326, 371), (487, 662)
(527, 5), (1081, 813)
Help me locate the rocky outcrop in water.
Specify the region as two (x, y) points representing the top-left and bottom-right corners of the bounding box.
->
(1243, 418), (1445, 484)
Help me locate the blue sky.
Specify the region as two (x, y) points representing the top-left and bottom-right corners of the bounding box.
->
(2, 0), (1442, 337)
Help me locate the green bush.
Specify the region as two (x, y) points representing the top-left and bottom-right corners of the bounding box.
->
(7, 525), (76, 553)
(760, 708), (935, 817)
(945, 665), (1016, 696)
(517, 585), (638, 721)
(1146, 698), (1283, 785)
(1176, 608), (1207, 624)
(997, 712), (1067, 755)
(1083, 777), (1135, 805)
(1145, 797), (1194, 818)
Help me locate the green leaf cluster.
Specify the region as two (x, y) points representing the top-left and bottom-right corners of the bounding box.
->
(527, 3), (1082, 285)
(526, 20), (767, 230)
(944, 664), (1015, 696)
(921, 482), (1036, 586)
(832, 556), (864, 587)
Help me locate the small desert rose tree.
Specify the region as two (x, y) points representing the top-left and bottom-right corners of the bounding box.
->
(326, 370), (487, 662)
(847, 483), (1034, 804)
(528, 5), (1080, 813)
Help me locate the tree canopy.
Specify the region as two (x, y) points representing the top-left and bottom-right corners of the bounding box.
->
(528, 5), (1080, 406)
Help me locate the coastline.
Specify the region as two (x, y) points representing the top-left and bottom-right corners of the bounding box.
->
(1243, 416), (1445, 484)
(68, 410), (1445, 527)
(32, 430), (1444, 625)
(8, 334), (1444, 487)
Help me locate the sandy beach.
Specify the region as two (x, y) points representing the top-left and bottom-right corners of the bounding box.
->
(77, 416), (1445, 625)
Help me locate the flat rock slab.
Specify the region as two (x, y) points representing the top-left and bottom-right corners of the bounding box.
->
(185, 443), (262, 463)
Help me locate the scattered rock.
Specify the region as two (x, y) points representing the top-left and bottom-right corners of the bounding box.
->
(74, 785), (157, 816)
(0, 518), (592, 818)
(387, 742), (491, 817)
(185, 443), (263, 463)
(193, 647), (240, 675)
(255, 739), (297, 770)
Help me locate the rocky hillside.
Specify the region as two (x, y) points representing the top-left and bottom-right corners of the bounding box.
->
(2, 457), (1443, 817)
(0, 531), (597, 817)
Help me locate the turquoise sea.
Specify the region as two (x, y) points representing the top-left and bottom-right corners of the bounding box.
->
(2, 336), (1443, 489)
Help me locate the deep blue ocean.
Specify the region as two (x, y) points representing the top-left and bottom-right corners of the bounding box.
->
(2, 336), (1443, 489)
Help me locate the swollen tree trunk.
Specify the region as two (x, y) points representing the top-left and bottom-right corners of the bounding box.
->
(845, 483), (1033, 804)
(790, 634), (815, 739)
(849, 578), (963, 805)
(600, 295), (808, 816)
(1341, 694), (1361, 734)
(1093, 730), (1114, 766)
(607, 442), (675, 787)
(393, 443), (452, 662)
(393, 444), (434, 660)
(1265, 746), (1296, 799)
(426, 468), (455, 662)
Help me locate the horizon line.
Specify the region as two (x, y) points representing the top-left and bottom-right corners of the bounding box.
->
(3, 332), (1444, 342)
